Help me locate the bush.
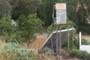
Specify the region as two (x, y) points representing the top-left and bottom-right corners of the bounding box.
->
(63, 37), (79, 50)
(41, 47), (54, 53)
(79, 24), (90, 34)
(47, 20), (76, 33)
(70, 49), (90, 60)
(63, 37), (90, 50)
(0, 43), (36, 60)
(0, 16), (16, 42)
(16, 14), (43, 43)
(0, 14), (43, 43)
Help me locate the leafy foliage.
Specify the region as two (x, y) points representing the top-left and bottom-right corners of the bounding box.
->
(0, 0), (12, 18)
(11, 0), (41, 19)
(63, 36), (90, 50)
(0, 16), (16, 42)
(41, 47), (54, 53)
(15, 14), (43, 42)
(37, 0), (58, 26)
(37, 0), (90, 32)
(79, 24), (90, 34)
(0, 14), (43, 43)
(70, 49), (90, 60)
(47, 20), (76, 33)
(0, 43), (36, 60)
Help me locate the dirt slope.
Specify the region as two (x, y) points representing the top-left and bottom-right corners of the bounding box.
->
(29, 34), (48, 51)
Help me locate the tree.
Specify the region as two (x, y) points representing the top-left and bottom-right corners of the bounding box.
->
(16, 14), (43, 43)
(0, 14), (43, 43)
(37, 0), (90, 27)
(37, 0), (58, 26)
(0, 16), (15, 42)
(11, 0), (41, 19)
(0, 0), (12, 18)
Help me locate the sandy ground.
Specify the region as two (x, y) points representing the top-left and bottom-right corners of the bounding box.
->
(0, 40), (4, 48)
(82, 35), (90, 41)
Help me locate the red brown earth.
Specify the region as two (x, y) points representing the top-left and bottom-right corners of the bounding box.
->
(29, 34), (48, 51)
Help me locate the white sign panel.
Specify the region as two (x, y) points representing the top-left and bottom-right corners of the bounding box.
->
(79, 32), (90, 53)
(55, 3), (67, 24)
(80, 45), (90, 53)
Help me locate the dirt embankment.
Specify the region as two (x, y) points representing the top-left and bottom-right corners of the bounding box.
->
(29, 34), (47, 50)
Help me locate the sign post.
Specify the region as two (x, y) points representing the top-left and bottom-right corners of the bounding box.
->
(53, 3), (67, 54)
(54, 3), (67, 24)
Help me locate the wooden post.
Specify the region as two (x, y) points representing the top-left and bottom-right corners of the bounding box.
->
(52, 3), (67, 54)
(68, 28), (70, 51)
(56, 26), (59, 54)
(79, 32), (82, 49)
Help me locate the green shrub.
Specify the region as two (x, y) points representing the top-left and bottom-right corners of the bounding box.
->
(0, 14), (43, 43)
(63, 37), (90, 50)
(63, 37), (79, 50)
(70, 49), (80, 57)
(0, 16), (16, 42)
(47, 20), (76, 33)
(79, 24), (90, 34)
(0, 43), (36, 60)
(41, 47), (54, 53)
(16, 14), (43, 43)
(70, 49), (90, 60)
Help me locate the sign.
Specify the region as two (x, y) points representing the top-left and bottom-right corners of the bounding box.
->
(55, 3), (67, 24)
(79, 32), (90, 53)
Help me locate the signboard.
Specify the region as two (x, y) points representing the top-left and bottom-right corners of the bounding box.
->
(79, 32), (90, 53)
(55, 3), (67, 24)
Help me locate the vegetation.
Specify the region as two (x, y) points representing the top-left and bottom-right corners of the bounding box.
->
(79, 24), (90, 34)
(0, 16), (15, 42)
(70, 49), (90, 60)
(11, 0), (41, 19)
(0, 43), (36, 60)
(0, 0), (90, 33)
(16, 14), (43, 43)
(47, 20), (76, 33)
(0, 0), (90, 60)
(0, 14), (43, 43)
(63, 36), (90, 50)
(0, 0), (12, 18)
